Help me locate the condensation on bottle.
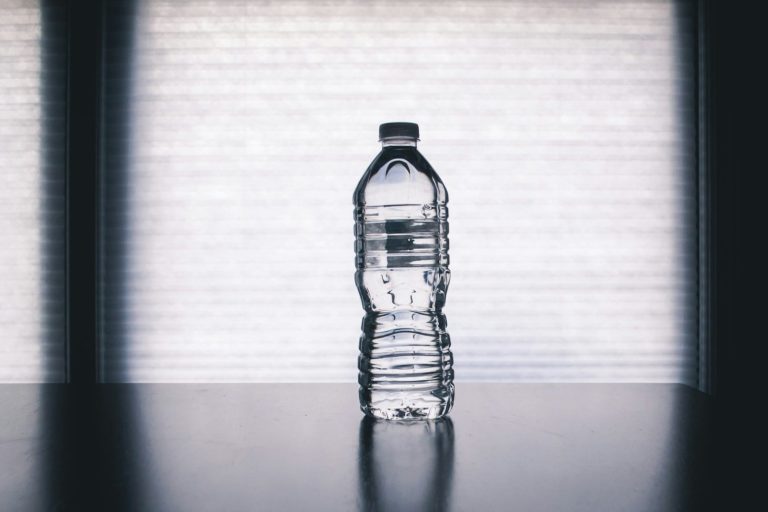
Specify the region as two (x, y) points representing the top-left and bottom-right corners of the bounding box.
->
(354, 122), (454, 420)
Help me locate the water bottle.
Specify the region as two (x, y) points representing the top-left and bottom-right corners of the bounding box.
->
(354, 122), (454, 420)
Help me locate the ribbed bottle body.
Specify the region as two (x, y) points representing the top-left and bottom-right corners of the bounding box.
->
(354, 144), (454, 420)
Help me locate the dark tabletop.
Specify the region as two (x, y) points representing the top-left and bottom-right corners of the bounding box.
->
(0, 384), (713, 511)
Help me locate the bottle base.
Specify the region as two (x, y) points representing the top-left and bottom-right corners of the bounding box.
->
(359, 386), (454, 421)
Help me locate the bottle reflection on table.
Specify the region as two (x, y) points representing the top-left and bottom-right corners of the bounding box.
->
(358, 416), (455, 511)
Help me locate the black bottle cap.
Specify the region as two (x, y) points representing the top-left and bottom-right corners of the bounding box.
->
(379, 122), (419, 141)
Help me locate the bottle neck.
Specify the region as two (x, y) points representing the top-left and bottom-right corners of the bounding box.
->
(381, 137), (417, 148)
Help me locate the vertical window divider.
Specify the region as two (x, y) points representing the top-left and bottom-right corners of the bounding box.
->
(65, 0), (104, 383)
(697, 0), (714, 394)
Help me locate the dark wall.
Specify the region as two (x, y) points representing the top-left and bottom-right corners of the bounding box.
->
(709, 0), (765, 403)
(709, 0), (766, 507)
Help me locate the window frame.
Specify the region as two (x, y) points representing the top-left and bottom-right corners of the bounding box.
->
(60, 0), (720, 390)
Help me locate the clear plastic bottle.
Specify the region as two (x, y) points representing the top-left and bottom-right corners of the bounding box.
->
(354, 122), (454, 420)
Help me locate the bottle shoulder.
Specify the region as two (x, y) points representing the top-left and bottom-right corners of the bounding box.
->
(353, 148), (448, 207)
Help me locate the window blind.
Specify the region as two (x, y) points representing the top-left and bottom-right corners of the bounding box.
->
(101, 0), (698, 384)
(0, 0), (66, 382)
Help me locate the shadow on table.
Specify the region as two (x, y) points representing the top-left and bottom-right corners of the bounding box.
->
(358, 416), (455, 511)
(39, 385), (148, 511)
